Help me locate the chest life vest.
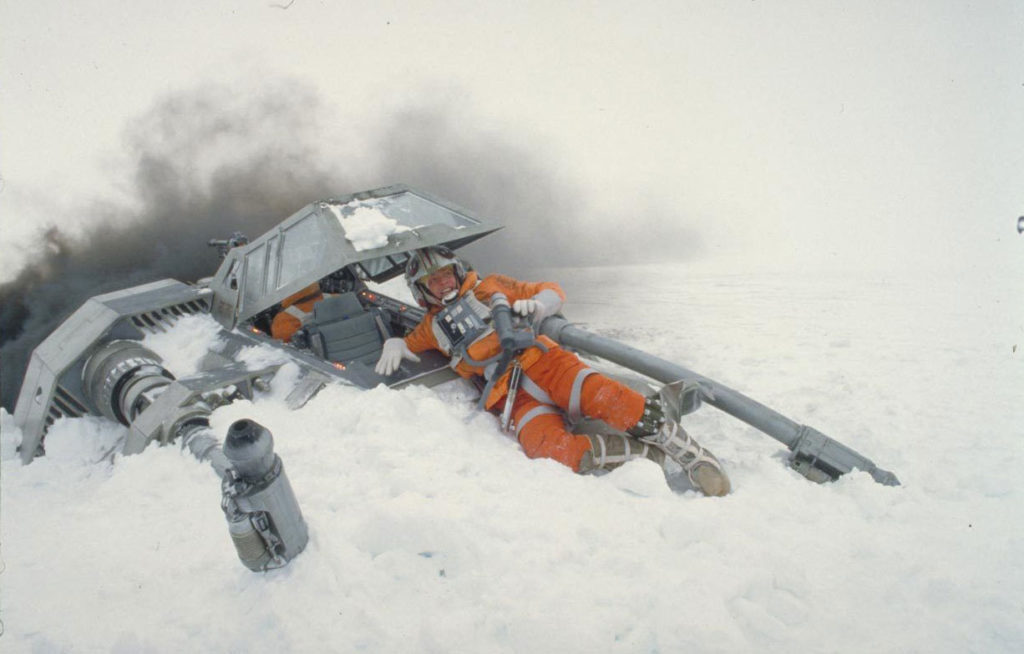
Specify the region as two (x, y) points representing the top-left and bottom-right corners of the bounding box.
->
(429, 288), (498, 370)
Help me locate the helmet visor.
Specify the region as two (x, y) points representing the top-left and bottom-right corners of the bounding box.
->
(406, 246), (457, 284)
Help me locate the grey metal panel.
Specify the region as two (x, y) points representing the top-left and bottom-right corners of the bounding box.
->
(208, 185), (502, 326)
(14, 293), (128, 455)
(12, 357), (55, 457)
(275, 208), (325, 289)
(13, 279), (211, 463)
(209, 255), (243, 327)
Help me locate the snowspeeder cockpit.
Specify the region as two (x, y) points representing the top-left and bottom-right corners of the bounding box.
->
(209, 185), (499, 332)
(12, 185), (499, 465)
(204, 185), (502, 382)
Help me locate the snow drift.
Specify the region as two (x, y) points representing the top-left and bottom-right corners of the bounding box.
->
(1, 264), (1021, 653)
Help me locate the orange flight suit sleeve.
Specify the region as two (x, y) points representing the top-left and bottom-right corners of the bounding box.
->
(271, 312), (302, 343)
(403, 313), (440, 354)
(475, 274), (565, 305)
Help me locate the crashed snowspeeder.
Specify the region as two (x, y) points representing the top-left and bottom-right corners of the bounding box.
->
(13, 186), (486, 460)
(14, 183), (898, 485)
(13, 184), (899, 482)
(12, 184), (899, 569)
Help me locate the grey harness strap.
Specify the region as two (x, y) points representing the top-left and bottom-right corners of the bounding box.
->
(284, 305), (312, 325)
(567, 368), (598, 425)
(464, 350), (505, 371)
(371, 311), (391, 342)
(520, 374), (554, 405)
(514, 405), (562, 438)
(515, 367), (596, 431)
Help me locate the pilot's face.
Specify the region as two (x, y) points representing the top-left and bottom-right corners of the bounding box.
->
(425, 265), (458, 300)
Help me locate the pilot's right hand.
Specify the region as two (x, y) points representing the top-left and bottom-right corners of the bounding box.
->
(375, 338), (421, 375)
(512, 289), (563, 328)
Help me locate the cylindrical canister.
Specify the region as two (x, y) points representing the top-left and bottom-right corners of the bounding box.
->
(221, 419), (308, 571)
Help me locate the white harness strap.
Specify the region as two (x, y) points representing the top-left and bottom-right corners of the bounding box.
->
(593, 430), (608, 467)
(567, 368), (598, 426)
(588, 433), (652, 469)
(514, 405), (562, 438)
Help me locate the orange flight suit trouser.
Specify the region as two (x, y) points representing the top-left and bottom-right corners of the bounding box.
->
(501, 346), (646, 472)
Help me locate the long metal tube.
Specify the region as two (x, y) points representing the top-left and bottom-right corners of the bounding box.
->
(540, 316), (899, 485)
(180, 424), (230, 478)
(541, 317), (801, 446)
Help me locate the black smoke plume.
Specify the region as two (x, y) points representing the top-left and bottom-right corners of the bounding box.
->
(1, 81), (699, 411)
(364, 104), (700, 274)
(0, 82), (339, 410)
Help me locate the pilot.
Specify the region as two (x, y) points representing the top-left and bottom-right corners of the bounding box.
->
(271, 282), (326, 343)
(374, 246), (730, 496)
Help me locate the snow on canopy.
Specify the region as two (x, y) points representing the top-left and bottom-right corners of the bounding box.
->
(327, 203), (410, 252)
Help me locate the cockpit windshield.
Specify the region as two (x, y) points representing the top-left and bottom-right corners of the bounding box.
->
(355, 252), (411, 280)
(325, 191), (481, 231)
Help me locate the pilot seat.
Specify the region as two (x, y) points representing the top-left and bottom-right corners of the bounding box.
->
(305, 293), (390, 366)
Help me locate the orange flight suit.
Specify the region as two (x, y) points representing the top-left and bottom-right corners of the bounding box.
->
(403, 271), (646, 471)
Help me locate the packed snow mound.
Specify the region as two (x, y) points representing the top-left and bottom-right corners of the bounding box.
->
(143, 313), (225, 374)
(328, 203), (409, 251)
(2, 265), (1022, 652)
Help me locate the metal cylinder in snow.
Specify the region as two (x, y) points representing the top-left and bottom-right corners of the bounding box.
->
(221, 419), (309, 571)
(82, 340), (174, 426)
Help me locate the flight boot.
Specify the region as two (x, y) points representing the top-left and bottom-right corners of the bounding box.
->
(626, 380), (731, 497)
(577, 431), (665, 474)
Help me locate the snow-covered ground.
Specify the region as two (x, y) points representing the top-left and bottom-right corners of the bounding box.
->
(1, 264), (1022, 652)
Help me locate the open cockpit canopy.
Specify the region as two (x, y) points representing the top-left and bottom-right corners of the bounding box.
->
(207, 185), (501, 327)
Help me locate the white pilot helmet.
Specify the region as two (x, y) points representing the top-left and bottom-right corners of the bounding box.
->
(404, 246), (469, 307)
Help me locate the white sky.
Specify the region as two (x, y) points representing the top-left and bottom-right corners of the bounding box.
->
(2, 0), (1023, 278)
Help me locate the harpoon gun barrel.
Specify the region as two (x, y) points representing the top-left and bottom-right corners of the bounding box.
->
(539, 316), (899, 486)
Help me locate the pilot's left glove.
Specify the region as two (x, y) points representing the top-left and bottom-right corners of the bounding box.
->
(375, 338), (421, 376)
(512, 289), (563, 326)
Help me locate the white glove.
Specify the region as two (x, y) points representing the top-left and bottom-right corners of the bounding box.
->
(512, 289), (563, 326)
(375, 338), (421, 375)
(512, 299), (539, 315)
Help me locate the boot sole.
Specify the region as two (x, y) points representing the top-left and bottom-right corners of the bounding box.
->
(691, 462), (731, 497)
